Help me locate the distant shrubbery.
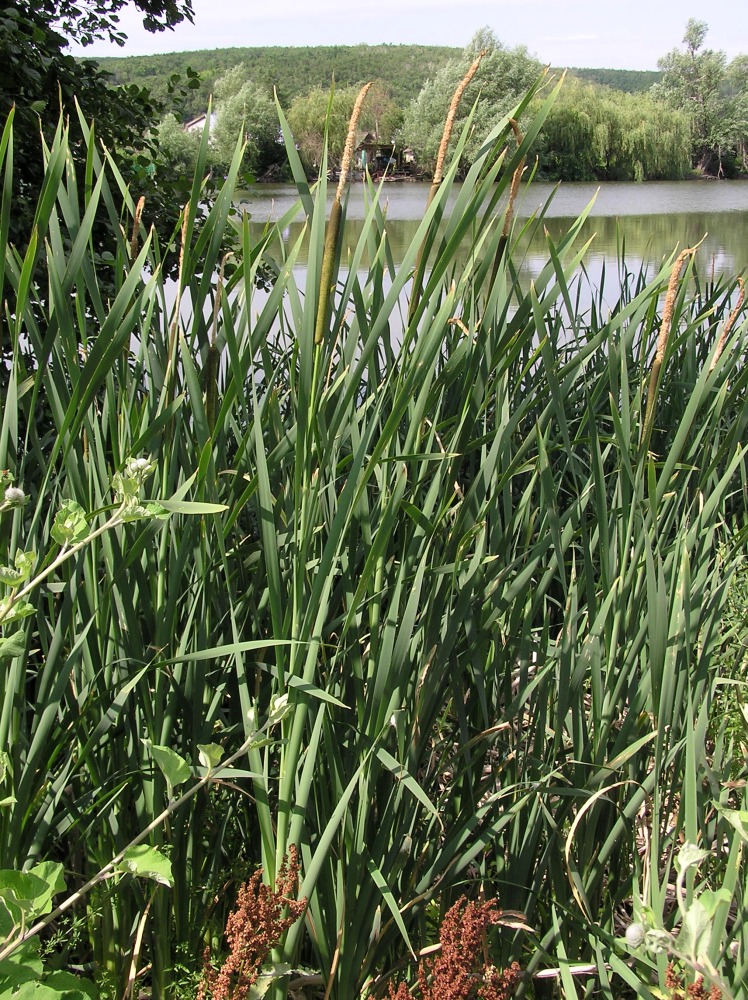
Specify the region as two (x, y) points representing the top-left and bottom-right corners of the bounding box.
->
(98, 22), (748, 184)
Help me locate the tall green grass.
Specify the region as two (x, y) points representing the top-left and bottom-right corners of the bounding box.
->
(1, 77), (747, 998)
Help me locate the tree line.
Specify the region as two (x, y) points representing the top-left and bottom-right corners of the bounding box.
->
(97, 42), (458, 117)
(146, 21), (748, 185)
(2, 2), (747, 276)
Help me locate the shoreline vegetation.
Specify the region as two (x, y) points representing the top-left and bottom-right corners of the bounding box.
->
(97, 22), (747, 185)
(1, 40), (748, 1000)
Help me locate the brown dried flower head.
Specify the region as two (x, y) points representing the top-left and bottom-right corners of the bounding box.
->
(198, 846), (306, 1000)
(388, 895), (522, 1000)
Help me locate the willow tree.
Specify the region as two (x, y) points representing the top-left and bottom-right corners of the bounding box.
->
(399, 28), (542, 174)
(537, 78), (691, 181)
(286, 86), (359, 172)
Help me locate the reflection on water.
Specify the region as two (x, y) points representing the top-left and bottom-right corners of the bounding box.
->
(237, 180), (748, 288)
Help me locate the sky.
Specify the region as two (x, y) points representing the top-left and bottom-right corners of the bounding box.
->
(70, 0), (748, 71)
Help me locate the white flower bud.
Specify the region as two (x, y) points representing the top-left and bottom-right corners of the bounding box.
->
(625, 922), (646, 948)
(125, 456), (155, 484)
(4, 487), (26, 505)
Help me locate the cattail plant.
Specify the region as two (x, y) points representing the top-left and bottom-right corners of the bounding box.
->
(314, 81), (372, 346)
(129, 195), (145, 260)
(205, 252), (232, 434)
(2, 82), (747, 1000)
(408, 51), (485, 322)
(641, 245), (696, 448)
(488, 118), (527, 291)
(710, 275), (745, 372)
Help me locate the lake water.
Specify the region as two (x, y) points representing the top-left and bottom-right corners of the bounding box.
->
(236, 179), (748, 299)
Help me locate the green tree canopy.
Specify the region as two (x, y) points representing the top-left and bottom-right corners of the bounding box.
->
(537, 78), (691, 181)
(655, 18), (744, 175)
(156, 111), (201, 175)
(43, 0), (193, 45)
(1, 0), (200, 266)
(210, 66), (281, 178)
(287, 86), (359, 170)
(398, 28), (542, 173)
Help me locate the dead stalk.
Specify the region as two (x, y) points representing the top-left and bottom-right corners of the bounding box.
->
(503, 119), (525, 239)
(165, 204), (190, 400)
(206, 253), (231, 434)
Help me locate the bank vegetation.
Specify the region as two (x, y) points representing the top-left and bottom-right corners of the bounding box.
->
(1, 57), (747, 1000)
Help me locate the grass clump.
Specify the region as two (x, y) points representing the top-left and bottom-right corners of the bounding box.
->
(1, 76), (747, 1000)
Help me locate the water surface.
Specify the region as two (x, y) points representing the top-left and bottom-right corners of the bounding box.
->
(236, 180), (748, 292)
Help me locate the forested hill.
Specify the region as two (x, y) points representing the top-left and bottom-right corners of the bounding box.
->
(94, 44), (661, 119)
(95, 44), (457, 118)
(569, 67), (662, 92)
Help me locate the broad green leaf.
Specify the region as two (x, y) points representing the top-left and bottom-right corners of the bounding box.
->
(111, 471), (141, 501)
(248, 965), (292, 999)
(117, 845), (173, 887)
(0, 954), (41, 991)
(0, 552), (35, 588)
(120, 501), (168, 523)
(0, 599), (34, 625)
(144, 743), (191, 789)
(50, 500), (88, 546)
(0, 631), (25, 660)
(45, 971), (97, 1000)
(677, 897), (711, 962)
(0, 982), (87, 999)
(197, 744), (224, 770)
(27, 863), (65, 915)
(696, 887), (733, 919)
(717, 807), (748, 844)
(0, 871), (51, 919)
(675, 842), (710, 873)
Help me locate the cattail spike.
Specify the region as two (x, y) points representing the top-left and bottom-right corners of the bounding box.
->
(408, 52), (485, 324)
(315, 83), (372, 347)
(641, 246), (696, 448)
(710, 276), (745, 372)
(130, 196), (145, 259)
(337, 83), (372, 200)
(433, 51), (486, 186)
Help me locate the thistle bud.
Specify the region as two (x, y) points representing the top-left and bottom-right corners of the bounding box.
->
(3, 487), (27, 507)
